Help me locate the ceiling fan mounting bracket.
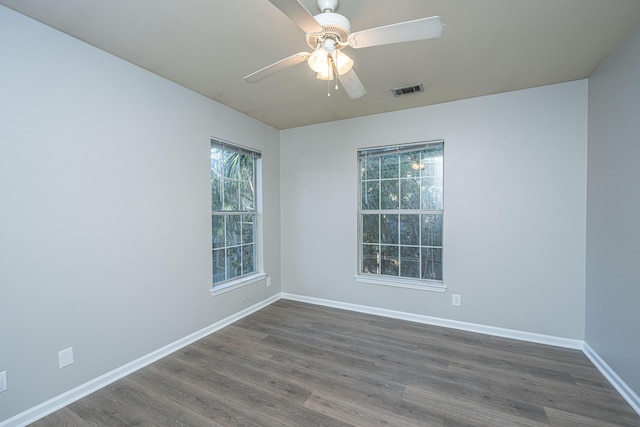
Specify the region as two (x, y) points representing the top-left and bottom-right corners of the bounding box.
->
(316, 0), (339, 13)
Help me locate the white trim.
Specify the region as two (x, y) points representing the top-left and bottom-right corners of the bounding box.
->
(281, 294), (639, 416)
(280, 294), (640, 415)
(210, 272), (267, 296)
(6, 292), (639, 426)
(583, 342), (640, 415)
(281, 293), (583, 349)
(0, 294), (280, 427)
(354, 274), (447, 292)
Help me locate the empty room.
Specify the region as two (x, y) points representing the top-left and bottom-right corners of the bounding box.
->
(1, 0), (639, 425)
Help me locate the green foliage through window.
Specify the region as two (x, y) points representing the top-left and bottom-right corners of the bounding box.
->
(359, 141), (444, 282)
(211, 140), (260, 285)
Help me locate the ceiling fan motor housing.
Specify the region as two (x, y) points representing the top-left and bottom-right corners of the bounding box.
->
(306, 12), (351, 49)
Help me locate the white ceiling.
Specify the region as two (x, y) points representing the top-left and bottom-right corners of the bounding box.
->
(2, 0), (640, 129)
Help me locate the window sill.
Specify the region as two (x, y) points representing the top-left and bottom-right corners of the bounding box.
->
(211, 273), (267, 296)
(354, 274), (447, 292)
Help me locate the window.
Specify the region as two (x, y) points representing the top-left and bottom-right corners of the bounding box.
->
(211, 140), (262, 290)
(357, 141), (444, 290)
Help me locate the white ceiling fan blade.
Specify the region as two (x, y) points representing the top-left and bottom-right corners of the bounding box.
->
(244, 52), (310, 83)
(337, 68), (367, 99)
(267, 0), (324, 34)
(348, 16), (444, 49)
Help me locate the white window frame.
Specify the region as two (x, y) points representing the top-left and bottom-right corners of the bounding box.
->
(210, 139), (265, 296)
(355, 140), (446, 292)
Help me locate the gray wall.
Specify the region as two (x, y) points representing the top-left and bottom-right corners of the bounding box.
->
(0, 6), (280, 421)
(280, 81), (588, 339)
(586, 26), (640, 396)
(3, 1), (639, 421)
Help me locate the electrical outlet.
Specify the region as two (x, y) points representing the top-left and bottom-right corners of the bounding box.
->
(452, 294), (461, 307)
(0, 371), (7, 392)
(266, 277), (271, 287)
(58, 347), (74, 369)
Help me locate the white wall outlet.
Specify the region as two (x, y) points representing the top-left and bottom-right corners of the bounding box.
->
(58, 347), (74, 369)
(452, 294), (462, 307)
(0, 371), (7, 392)
(266, 276), (271, 287)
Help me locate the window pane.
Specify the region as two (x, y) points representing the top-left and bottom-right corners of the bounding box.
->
(240, 180), (254, 211)
(226, 246), (242, 280)
(400, 247), (420, 278)
(400, 151), (421, 178)
(381, 179), (399, 210)
(362, 181), (380, 210)
(242, 214), (255, 244)
(381, 245), (399, 276)
(400, 178), (420, 210)
(380, 214), (398, 244)
(421, 247), (443, 281)
(421, 177), (443, 210)
(239, 155), (253, 181)
(224, 178), (239, 210)
(242, 244), (255, 275)
(226, 215), (241, 246)
(399, 214), (419, 245)
(212, 216), (225, 249)
(381, 154), (399, 179)
(211, 148), (225, 178)
(421, 145), (444, 175)
(212, 249), (226, 283)
(421, 214), (443, 247)
(362, 214), (379, 244)
(223, 151), (239, 179)
(362, 157), (380, 180)
(211, 178), (223, 211)
(362, 244), (379, 274)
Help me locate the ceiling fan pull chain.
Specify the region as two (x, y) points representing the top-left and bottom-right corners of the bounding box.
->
(327, 57), (331, 96)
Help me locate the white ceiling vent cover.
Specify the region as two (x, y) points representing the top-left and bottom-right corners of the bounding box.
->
(391, 83), (424, 97)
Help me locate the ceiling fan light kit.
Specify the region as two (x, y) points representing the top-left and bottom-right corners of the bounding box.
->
(244, 0), (444, 100)
(308, 39), (353, 79)
(332, 50), (353, 75)
(307, 38), (336, 72)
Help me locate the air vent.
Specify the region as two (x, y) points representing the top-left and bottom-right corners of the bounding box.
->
(391, 83), (424, 97)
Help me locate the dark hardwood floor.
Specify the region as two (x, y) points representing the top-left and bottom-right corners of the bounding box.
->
(31, 299), (640, 426)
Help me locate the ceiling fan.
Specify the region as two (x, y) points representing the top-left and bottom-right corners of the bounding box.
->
(243, 0), (444, 99)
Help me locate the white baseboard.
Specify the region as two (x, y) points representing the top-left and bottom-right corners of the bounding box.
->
(282, 293), (640, 416)
(281, 293), (584, 349)
(6, 291), (639, 425)
(583, 342), (640, 415)
(0, 293), (280, 427)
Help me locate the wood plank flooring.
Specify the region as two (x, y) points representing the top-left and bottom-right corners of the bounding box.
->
(30, 299), (640, 426)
